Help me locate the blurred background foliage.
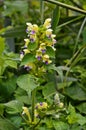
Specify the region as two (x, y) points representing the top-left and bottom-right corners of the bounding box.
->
(0, 0), (86, 129)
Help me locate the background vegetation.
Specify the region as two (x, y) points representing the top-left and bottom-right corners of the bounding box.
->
(0, 0), (86, 129)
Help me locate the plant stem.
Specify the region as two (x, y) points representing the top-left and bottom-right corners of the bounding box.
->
(31, 89), (36, 122)
(44, 0), (86, 15)
(40, 0), (44, 24)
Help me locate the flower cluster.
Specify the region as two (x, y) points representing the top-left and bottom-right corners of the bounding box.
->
(34, 102), (48, 118)
(20, 18), (56, 72)
(35, 102), (48, 110)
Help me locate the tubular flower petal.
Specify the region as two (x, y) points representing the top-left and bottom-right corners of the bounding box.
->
(36, 50), (42, 60)
(22, 107), (29, 115)
(30, 34), (36, 43)
(26, 23), (33, 32)
(24, 39), (30, 46)
(32, 24), (38, 33)
(34, 110), (39, 118)
(39, 43), (46, 53)
(43, 54), (52, 64)
(43, 18), (51, 28)
(23, 48), (30, 54)
(20, 51), (24, 60)
(46, 29), (53, 38)
(24, 63), (35, 71)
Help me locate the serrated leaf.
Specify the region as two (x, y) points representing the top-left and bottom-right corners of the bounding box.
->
(5, 59), (17, 69)
(76, 103), (86, 114)
(53, 121), (69, 130)
(17, 74), (38, 94)
(42, 82), (56, 98)
(76, 113), (86, 125)
(28, 42), (38, 51)
(46, 46), (55, 58)
(4, 100), (23, 114)
(0, 118), (18, 130)
(64, 83), (86, 101)
(9, 116), (22, 128)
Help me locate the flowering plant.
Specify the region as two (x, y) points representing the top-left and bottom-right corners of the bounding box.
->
(18, 19), (65, 129)
(20, 18), (56, 75)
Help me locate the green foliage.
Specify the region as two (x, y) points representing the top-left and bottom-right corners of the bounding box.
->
(0, 0), (86, 129)
(21, 54), (36, 66)
(51, 5), (60, 32)
(17, 74), (38, 94)
(0, 118), (18, 130)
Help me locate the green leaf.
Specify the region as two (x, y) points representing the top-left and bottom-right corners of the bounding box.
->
(28, 42), (38, 51)
(0, 37), (5, 54)
(0, 76), (17, 97)
(64, 83), (86, 101)
(21, 53), (36, 66)
(9, 116), (22, 128)
(5, 59), (17, 69)
(46, 46), (55, 58)
(76, 103), (86, 114)
(52, 5), (60, 32)
(42, 82), (56, 98)
(76, 113), (86, 125)
(0, 118), (18, 130)
(17, 74), (38, 94)
(4, 100), (23, 114)
(53, 121), (69, 130)
(67, 104), (78, 124)
(70, 124), (82, 130)
(16, 95), (31, 105)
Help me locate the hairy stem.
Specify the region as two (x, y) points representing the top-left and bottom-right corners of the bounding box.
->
(31, 89), (36, 122)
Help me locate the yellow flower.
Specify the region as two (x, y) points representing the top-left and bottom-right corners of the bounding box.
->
(43, 18), (51, 28)
(36, 50), (42, 60)
(24, 39), (30, 46)
(23, 48), (30, 54)
(22, 107), (29, 115)
(22, 107), (31, 122)
(46, 29), (52, 38)
(32, 24), (38, 33)
(51, 34), (56, 39)
(35, 102), (48, 110)
(39, 43), (46, 53)
(34, 109), (39, 118)
(43, 54), (52, 64)
(30, 34), (36, 42)
(20, 51), (24, 60)
(26, 23), (33, 33)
